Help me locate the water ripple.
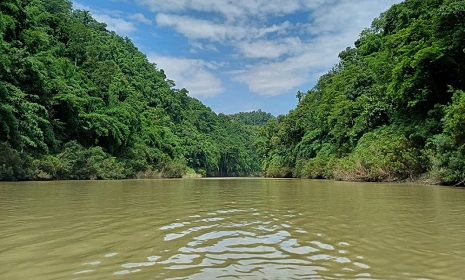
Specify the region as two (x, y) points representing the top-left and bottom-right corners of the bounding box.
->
(153, 208), (370, 279)
(3, 179), (464, 279)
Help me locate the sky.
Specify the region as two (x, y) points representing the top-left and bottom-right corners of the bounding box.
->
(71, 0), (402, 116)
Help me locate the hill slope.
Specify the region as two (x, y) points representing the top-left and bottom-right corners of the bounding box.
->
(258, 0), (465, 185)
(0, 0), (262, 180)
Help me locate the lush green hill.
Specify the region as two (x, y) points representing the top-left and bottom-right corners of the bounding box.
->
(0, 0), (262, 180)
(3, 0), (464, 185)
(258, 0), (465, 185)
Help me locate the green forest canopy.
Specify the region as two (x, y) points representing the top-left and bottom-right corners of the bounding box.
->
(257, 0), (465, 185)
(0, 0), (265, 180)
(1, 0), (465, 186)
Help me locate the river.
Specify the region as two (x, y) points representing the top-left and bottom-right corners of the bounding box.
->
(1, 178), (464, 279)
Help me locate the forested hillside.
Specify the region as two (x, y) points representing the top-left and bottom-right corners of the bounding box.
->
(0, 0), (262, 180)
(3, 0), (465, 185)
(258, 0), (465, 185)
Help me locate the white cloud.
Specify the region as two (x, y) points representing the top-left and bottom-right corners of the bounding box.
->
(231, 0), (401, 96)
(146, 0), (401, 97)
(308, 0), (397, 36)
(75, 0), (402, 99)
(155, 14), (241, 42)
(237, 37), (302, 59)
(233, 50), (334, 96)
(147, 54), (224, 98)
(155, 14), (290, 43)
(130, 13), (152, 25)
(92, 14), (137, 35)
(136, 0), (301, 21)
(190, 42), (218, 54)
(232, 29), (372, 96)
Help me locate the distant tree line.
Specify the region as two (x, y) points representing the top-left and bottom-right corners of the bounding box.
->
(228, 110), (274, 126)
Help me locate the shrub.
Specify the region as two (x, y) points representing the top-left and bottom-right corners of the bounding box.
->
(425, 134), (465, 185)
(158, 159), (186, 178)
(34, 141), (126, 180)
(33, 155), (63, 180)
(86, 147), (125, 179)
(0, 142), (34, 180)
(295, 153), (335, 179)
(332, 126), (427, 181)
(264, 155), (293, 177)
(426, 89), (465, 185)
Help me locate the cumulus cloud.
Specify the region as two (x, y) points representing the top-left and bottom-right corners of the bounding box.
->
(190, 42), (218, 54)
(155, 14), (290, 43)
(147, 54), (224, 98)
(308, 0), (396, 36)
(129, 13), (152, 25)
(75, 0), (402, 98)
(136, 0), (302, 21)
(231, 0), (400, 96)
(155, 14), (243, 42)
(141, 0), (400, 96)
(237, 37), (303, 59)
(92, 14), (137, 35)
(233, 35), (349, 96)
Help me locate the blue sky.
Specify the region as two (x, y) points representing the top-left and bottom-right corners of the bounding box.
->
(71, 0), (402, 116)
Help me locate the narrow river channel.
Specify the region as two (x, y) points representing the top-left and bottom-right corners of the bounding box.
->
(1, 178), (464, 279)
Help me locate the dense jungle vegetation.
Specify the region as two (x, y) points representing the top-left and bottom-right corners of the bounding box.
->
(2, 0), (465, 185)
(0, 0), (265, 180)
(258, 0), (465, 185)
